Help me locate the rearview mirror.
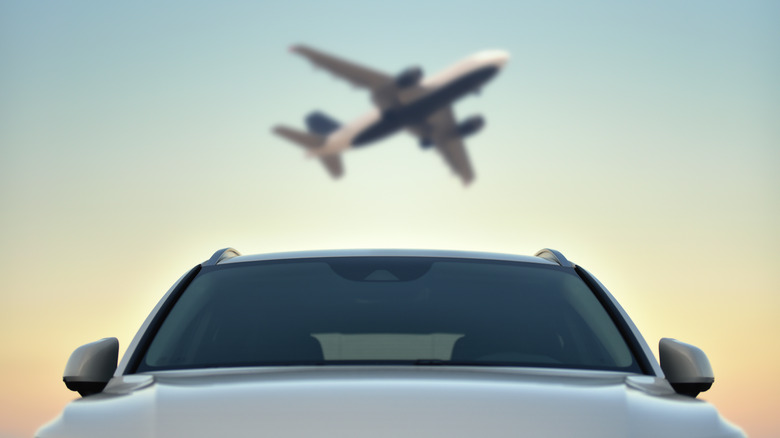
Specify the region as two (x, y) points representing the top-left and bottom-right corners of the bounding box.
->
(659, 338), (714, 398)
(63, 338), (119, 397)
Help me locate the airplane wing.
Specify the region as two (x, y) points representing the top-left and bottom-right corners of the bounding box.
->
(291, 45), (393, 91)
(427, 108), (475, 185)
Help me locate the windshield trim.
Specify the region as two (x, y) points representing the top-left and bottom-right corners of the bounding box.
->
(128, 257), (644, 375)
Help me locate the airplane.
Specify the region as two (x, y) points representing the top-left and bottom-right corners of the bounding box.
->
(272, 45), (509, 185)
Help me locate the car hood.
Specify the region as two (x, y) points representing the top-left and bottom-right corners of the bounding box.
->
(37, 367), (743, 438)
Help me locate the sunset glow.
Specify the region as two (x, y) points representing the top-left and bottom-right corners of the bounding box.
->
(1, 1), (778, 437)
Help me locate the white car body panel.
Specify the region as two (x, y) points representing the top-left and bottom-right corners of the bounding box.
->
(38, 249), (744, 438)
(38, 367), (742, 438)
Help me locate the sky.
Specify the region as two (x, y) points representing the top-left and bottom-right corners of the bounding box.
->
(1, 1), (778, 436)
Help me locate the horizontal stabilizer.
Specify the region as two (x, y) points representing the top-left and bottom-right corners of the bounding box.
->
(319, 155), (344, 179)
(273, 125), (324, 150)
(272, 125), (344, 179)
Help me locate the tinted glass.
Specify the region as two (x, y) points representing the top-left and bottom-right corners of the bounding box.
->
(138, 258), (640, 372)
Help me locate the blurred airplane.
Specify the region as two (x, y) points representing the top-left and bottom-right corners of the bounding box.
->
(273, 45), (509, 185)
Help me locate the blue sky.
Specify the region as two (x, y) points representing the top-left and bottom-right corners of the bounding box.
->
(1, 1), (778, 436)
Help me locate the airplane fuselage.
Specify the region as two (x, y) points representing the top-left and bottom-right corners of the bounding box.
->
(317, 50), (508, 156)
(353, 65), (501, 146)
(274, 46), (509, 184)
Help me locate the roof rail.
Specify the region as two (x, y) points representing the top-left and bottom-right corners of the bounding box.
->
(204, 248), (241, 266)
(534, 248), (574, 268)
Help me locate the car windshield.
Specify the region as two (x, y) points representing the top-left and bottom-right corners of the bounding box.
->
(137, 257), (640, 373)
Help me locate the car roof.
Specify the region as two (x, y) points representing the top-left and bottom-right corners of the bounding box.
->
(215, 248), (563, 266)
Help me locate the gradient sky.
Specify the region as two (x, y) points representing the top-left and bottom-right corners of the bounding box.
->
(1, 1), (778, 437)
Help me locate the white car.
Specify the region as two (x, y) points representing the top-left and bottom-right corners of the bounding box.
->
(37, 248), (744, 437)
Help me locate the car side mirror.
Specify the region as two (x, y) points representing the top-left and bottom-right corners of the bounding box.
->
(63, 338), (119, 397)
(659, 338), (714, 398)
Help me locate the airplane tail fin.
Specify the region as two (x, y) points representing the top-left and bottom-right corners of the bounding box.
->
(305, 111), (341, 136)
(272, 125), (344, 179)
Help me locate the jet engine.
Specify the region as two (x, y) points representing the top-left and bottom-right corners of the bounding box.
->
(395, 66), (423, 88)
(457, 115), (485, 138)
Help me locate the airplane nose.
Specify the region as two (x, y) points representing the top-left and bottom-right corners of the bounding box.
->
(472, 50), (510, 69)
(495, 51), (510, 67)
